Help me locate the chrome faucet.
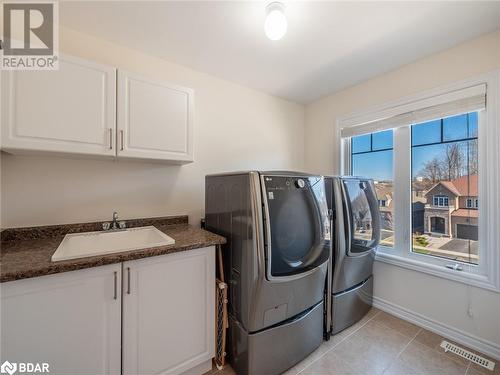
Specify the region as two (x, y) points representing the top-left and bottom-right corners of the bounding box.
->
(110, 211), (119, 229)
(102, 211), (126, 231)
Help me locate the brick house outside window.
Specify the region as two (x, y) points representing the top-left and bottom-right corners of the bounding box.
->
(423, 175), (478, 240)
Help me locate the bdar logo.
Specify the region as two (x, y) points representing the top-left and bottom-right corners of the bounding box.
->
(0, 361), (17, 375)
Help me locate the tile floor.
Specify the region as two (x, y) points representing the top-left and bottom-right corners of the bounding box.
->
(206, 308), (498, 375)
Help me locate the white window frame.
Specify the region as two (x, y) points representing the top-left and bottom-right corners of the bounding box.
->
(466, 198), (473, 208)
(336, 71), (500, 293)
(434, 195), (449, 207)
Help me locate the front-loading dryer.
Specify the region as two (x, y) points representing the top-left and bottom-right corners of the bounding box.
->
(205, 171), (330, 375)
(325, 176), (380, 335)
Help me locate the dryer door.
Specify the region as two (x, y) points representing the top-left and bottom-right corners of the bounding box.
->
(262, 175), (330, 279)
(341, 178), (381, 256)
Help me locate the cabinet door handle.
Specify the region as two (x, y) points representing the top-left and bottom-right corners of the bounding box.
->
(113, 271), (118, 300)
(109, 128), (113, 150)
(120, 130), (124, 151)
(127, 267), (131, 294)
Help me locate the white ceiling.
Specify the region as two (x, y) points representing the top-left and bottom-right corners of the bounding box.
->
(60, 1), (500, 104)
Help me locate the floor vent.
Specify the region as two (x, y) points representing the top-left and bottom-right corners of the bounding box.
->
(440, 340), (495, 371)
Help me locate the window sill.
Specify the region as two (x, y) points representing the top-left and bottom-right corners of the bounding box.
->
(375, 250), (500, 293)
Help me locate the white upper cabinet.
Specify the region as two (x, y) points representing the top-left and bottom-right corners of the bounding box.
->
(1, 55), (117, 157)
(117, 70), (194, 163)
(1, 55), (195, 163)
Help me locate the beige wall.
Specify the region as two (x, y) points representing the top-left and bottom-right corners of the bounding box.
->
(1, 26), (305, 227)
(304, 30), (500, 350)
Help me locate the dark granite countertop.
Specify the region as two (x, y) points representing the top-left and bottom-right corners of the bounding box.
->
(0, 215), (226, 283)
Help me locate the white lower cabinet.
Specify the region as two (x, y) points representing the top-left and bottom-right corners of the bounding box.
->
(0, 264), (122, 375)
(122, 246), (215, 375)
(0, 247), (215, 375)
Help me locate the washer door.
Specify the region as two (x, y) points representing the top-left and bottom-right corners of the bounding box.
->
(262, 175), (330, 278)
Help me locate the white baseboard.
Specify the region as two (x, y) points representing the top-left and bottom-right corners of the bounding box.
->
(373, 296), (500, 361)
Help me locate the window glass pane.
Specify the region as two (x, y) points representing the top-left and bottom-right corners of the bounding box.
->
(468, 112), (478, 138)
(411, 119), (441, 146)
(352, 150), (393, 181)
(352, 134), (371, 153)
(412, 143), (446, 181)
(443, 114), (468, 141)
(372, 130), (393, 150)
(351, 134), (394, 248)
(411, 113), (479, 265)
(467, 139), (478, 177)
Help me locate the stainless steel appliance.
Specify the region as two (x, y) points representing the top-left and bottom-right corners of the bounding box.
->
(325, 176), (380, 335)
(205, 171), (330, 375)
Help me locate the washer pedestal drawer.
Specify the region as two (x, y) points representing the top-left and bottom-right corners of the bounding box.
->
(228, 301), (324, 375)
(332, 275), (373, 334)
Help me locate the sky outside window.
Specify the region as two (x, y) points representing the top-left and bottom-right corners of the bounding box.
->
(351, 130), (393, 181)
(351, 114), (477, 182)
(412, 113), (478, 179)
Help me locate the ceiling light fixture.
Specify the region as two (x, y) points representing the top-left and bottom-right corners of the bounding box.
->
(264, 2), (287, 41)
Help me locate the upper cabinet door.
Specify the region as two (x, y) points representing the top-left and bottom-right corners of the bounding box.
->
(1, 55), (116, 157)
(117, 71), (194, 163)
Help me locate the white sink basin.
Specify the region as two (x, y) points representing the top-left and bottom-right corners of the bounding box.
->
(51, 226), (175, 262)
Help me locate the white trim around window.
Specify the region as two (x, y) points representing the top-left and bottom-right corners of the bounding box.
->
(434, 195), (449, 207)
(336, 70), (500, 293)
(466, 198), (480, 209)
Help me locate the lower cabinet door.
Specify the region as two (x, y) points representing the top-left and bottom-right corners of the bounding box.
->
(0, 264), (122, 375)
(122, 247), (215, 375)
